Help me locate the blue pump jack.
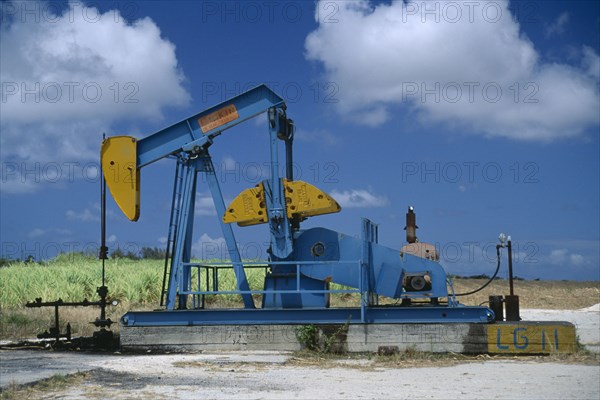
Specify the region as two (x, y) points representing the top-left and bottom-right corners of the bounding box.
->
(100, 84), (494, 327)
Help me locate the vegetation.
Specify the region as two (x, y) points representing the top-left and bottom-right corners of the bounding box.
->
(0, 252), (598, 340)
(295, 322), (350, 353)
(0, 252), (266, 339)
(0, 372), (89, 400)
(295, 325), (319, 351)
(0, 252), (268, 308)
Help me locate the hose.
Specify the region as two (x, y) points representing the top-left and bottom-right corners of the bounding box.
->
(454, 245), (501, 297)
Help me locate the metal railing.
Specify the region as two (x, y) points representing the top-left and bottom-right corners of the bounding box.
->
(179, 260), (366, 316)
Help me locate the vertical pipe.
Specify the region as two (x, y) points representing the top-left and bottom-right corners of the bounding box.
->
(508, 239), (514, 296)
(505, 237), (520, 321)
(54, 304), (60, 339)
(268, 108), (280, 203)
(285, 136), (293, 181)
(406, 206), (417, 244)
(99, 134), (108, 323)
(285, 132), (300, 232)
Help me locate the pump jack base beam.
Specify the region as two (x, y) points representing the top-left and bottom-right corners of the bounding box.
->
(121, 306), (494, 326)
(119, 308), (577, 354)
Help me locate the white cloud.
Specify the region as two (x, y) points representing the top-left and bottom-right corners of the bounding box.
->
(107, 234), (117, 243)
(330, 189), (388, 208)
(195, 192), (216, 216)
(569, 253), (584, 266)
(66, 208), (99, 222)
(27, 227), (72, 238)
(28, 228), (46, 238)
(193, 233), (227, 260)
(545, 12), (570, 37)
(296, 128), (339, 145)
(582, 46), (600, 80)
(1, 1), (190, 193)
(549, 248), (586, 267)
(158, 236), (168, 245)
(549, 248), (568, 265)
(305, 0), (599, 141)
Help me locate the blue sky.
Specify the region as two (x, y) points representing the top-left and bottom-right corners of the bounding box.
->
(1, 0), (599, 281)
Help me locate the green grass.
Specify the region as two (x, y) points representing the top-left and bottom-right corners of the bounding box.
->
(1, 253), (162, 307)
(0, 253), (268, 308)
(0, 253), (270, 339)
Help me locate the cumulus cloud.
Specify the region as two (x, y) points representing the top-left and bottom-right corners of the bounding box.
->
(549, 248), (587, 267)
(66, 208), (99, 222)
(569, 253), (584, 266)
(305, 0), (599, 141)
(582, 46), (600, 80)
(28, 228), (46, 238)
(193, 233), (227, 259)
(296, 128), (340, 145)
(330, 189), (388, 208)
(1, 1), (190, 193)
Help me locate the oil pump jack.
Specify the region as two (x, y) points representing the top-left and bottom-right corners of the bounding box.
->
(100, 84), (494, 326)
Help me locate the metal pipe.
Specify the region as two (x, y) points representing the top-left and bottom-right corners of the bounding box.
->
(405, 206), (417, 244)
(285, 134), (294, 181)
(99, 133), (108, 323)
(507, 238), (514, 296)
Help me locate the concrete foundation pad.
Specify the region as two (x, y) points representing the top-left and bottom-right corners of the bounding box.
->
(120, 321), (576, 354)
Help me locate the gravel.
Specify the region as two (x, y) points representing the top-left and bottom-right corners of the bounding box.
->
(1, 305), (598, 399)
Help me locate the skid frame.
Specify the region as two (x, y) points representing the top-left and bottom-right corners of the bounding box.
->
(121, 306), (494, 327)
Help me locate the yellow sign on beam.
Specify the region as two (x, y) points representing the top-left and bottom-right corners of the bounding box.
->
(100, 136), (140, 221)
(487, 322), (576, 354)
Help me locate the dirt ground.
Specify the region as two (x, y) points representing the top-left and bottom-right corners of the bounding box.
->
(2, 352), (599, 400)
(1, 305), (599, 400)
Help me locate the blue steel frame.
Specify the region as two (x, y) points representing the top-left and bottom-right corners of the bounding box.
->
(136, 84), (285, 168)
(165, 153), (256, 310)
(148, 85), (288, 310)
(122, 306), (494, 326)
(124, 84), (495, 325)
